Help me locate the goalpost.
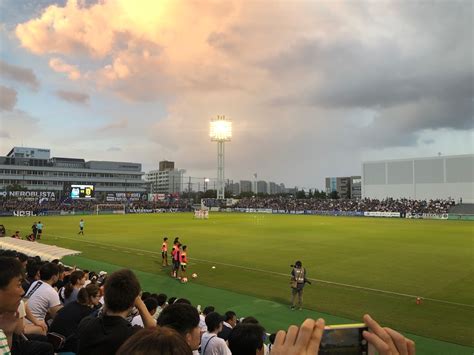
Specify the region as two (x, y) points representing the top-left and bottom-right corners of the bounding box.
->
(95, 204), (126, 215)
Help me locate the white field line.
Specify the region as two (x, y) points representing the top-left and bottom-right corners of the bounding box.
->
(46, 233), (474, 309)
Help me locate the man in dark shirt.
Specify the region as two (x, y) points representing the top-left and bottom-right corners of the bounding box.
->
(217, 311), (237, 341)
(76, 269), (156, 355)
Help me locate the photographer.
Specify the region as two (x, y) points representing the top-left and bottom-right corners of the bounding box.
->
(290, 261), (310, 310)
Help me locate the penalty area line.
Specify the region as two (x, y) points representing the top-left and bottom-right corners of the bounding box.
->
(45, 233), (474, 309)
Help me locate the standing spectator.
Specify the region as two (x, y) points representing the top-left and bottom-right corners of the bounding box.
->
(24, 262), (63, 322)
(31, 222), (38, 241)
(217, 311), (237, 341)
(157, 303), (201, 352)
(201, 312), (231, 355)
(76, 269), (155, 355)
(290, 261), (310, 310)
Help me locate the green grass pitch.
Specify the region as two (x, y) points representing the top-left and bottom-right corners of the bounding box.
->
(2, 213), (473, 346)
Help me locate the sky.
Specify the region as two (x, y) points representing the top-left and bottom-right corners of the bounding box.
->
(0, 0), (472, 190)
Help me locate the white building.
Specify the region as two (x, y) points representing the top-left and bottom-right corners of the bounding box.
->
(362, 154), (474, 203)
(146, 168), (185, 194)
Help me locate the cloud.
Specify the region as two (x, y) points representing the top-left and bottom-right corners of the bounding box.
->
(0, 109), (41, 153)
(55, 89), (89, 104)
(0, 130), (10, 138)
(0, 85), (17, 111)
(49, 57), (81, 80)
(0, 59), (39, 90)
(97, 118), (128, 132)
(107, 146), (122, 152)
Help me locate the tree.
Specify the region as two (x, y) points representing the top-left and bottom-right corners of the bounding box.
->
(6, 183), (27, 191)
(296, 189), (306, 199)
(329, 190), (339, 199)
(308, 189), (314, 198)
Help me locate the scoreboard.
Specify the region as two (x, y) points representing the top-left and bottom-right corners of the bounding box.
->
(70, 185), (95, 199)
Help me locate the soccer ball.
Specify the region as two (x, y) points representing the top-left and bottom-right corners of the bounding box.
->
(192, 273), (198, 278)
(181, 277), (188, 283)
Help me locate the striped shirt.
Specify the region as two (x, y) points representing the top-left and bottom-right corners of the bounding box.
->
(0, 330), (10, 355)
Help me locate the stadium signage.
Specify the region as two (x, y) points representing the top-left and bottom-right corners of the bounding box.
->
(0, 190), (56, 200)
(106, 192), (147, 202)
(364, 211), (401, 218)
(13, 210), (36, 217)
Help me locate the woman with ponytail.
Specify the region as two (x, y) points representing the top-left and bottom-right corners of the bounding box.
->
(50, 283), (102, 352)
(60, 270), (87, 305)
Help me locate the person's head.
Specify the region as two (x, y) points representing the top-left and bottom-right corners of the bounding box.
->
(39, 262), (60, 283)
(295, 261), (302, 268)
(174, 298), (191, 305)
(64, 270), (86, 299)
(144, 297), (158, 316)
(225, 311), (237, 327)
(77, 283), (101, 307)
(241, 316), (259, 324)
(182, 245), (187, 252)
(116, 327), (192, 355)
(104, 269), (141, 313)
(228, 323), (265, 355)
(156, 293), (168, 307)
(16, 252), (28, 268)
(141, 291), (151, 301)
(157, 303), (200, 350)
(203, 306), (215, 316)
(26, 260), (41, 280)
(0, 257), (25, 312)
(164, 237), (168, 242)
(205, 312), (225, 333)
(168, 297), (177, 305)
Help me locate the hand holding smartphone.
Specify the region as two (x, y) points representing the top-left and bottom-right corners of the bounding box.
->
(319, 323), (369, 355)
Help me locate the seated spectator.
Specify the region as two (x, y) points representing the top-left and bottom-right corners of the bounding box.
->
(0, 256), (53, 355)
(49, 284), (101, 352)
(24, 262), (63, 322)
(217, 311), (237, 341)
(157, 303), (201, 352)
(22, 260), (41, 293)
(76, 269), (155, 355)
(131, 297), (158, 327)
(228, 323), (266, 355)
(153, 293), (168, 320)
(20, 300), (48, 336)
(199, 306), (215, 334)
(201, 312), (231, 355)
(10, 231), (20, 239)
(117, 327), (192, 355)
(59, 270), (87, 305)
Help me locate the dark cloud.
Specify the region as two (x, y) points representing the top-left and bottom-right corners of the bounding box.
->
(0, 60), (39, 90)
(0, 85), (17, 111)
(55, 90), (89, 104)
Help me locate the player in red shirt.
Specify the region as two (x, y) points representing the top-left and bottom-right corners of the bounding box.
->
(172, 242), (181, 278)
(161, 237), (169, 266)
(180, 245), (188, 281)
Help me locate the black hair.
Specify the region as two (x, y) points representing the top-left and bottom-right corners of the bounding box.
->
(16, 252), (28, 263)
(26, 260), (41, 279)
(205, 312), (223, 332)
(77, 283), (100, 305)
(203, 306), (215, 315)
(228, 323), (265, 355)
(168, 297), (177, 305)
(241, 316), (259, 324)
(39, 262), (60, 281)
(156, 293), (167, 307)
(269, 333), (276, 344)
(104, 269), (141, 312)
(0, 257), (24, 289)
(141, 291), (151, 300)
(144, 297), (158, 313)
(157, 303), (199, 336)
(164, 237), (168, 241)
(295, 261), (302, 268)
(64, 270), (85, 299)
(182, 245), (187, 251)
(225, 311), (236, 321)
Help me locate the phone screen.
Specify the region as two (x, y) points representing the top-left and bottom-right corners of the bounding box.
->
(319, 324), (368, 354)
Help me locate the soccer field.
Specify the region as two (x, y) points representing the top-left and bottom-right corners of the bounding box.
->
(2, 213), (473, 347)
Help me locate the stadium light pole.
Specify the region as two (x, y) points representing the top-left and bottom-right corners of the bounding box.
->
(210, 115), (232, 200)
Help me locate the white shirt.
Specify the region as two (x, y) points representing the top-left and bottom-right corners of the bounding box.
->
(201, 332), (231, 355)
(24, 281), (61, 321)
(199, 314), (207, 332)
(131, 314), (156, 328)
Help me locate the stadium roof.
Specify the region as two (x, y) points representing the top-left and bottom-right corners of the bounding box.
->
(0, 238), (81, 261)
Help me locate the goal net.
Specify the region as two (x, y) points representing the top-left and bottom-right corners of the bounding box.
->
(95, 204), (126, 215)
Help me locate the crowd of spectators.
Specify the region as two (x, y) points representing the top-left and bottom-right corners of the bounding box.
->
(0, 249), (416, 355)
(234, 197), (455, 214)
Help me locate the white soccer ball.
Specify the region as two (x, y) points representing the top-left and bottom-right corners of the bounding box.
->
(181, 277), (188, 283)
(212, 266), (216, 269)
(192, 273), (198, 278)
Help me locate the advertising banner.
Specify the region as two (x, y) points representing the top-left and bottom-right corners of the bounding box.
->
(364, 211), (401, 218)
(0, 190), (57, 201)
(13, 211), (36, 217)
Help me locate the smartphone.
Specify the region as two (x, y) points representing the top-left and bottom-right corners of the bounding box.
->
(319, 323), (368, 355)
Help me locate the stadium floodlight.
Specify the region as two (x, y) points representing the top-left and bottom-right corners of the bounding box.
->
(210, 115), (232, 200)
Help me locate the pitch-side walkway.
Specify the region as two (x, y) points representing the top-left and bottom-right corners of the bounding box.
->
(63, 255), (473, 355)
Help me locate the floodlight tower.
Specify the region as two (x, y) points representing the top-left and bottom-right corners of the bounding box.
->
(210, 115), (232, 200)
